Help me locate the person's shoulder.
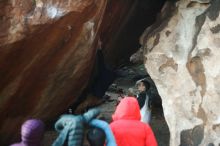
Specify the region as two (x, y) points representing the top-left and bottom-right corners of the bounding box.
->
(109, 120), (124, 128)
(109, 120), (117, 126)
(141, 122), (153, 131)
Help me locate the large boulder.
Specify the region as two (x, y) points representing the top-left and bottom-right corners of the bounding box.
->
(0, 1), (106, 144)
(0, 0), (140, 145)
(141, 0), (220, 145)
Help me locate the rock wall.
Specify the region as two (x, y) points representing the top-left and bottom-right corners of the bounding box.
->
(141, 0), (220, 145)
(0, 0), (140, 145)
(0, 1), (106, 144)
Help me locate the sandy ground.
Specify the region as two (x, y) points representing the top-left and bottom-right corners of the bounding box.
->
(43, 65), (170, 146)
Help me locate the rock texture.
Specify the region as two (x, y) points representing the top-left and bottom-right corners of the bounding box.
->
(0, 1), (106, 144)
(0, 0), (141, 145)
(141, 0), (220, 145)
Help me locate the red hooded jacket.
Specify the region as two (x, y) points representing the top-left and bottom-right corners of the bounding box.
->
(110, 97), (157, 146)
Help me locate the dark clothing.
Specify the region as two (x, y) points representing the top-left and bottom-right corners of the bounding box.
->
(69, 49), (116, 112)
(137, 77), (162, 107)
(137, 91), (152, 109)
(137, 92), (146, 109)
(89, 119), (117, 146)
(91, 49), (116, 98)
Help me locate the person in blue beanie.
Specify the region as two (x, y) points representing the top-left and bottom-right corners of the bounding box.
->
(52, 108), (100, 146)
(88, 119), (117, 146)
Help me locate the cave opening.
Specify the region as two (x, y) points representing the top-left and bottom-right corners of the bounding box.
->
(66, 0), (172, 146)
(43, 0), (171, 145)
(96, 0), (171, 145)
(3, 0), (220, 145)
(101, 0), (168, 67)
(52, 0), (171, 145)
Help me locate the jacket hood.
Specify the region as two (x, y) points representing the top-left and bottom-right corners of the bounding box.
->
(112, 97), (141, 121)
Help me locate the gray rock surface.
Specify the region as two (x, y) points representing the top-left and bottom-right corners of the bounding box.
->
(141, 0), (220, 145)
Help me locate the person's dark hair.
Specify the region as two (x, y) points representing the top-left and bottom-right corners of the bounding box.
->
(87, 127), (106, 146)
(141, 80), (150, 91)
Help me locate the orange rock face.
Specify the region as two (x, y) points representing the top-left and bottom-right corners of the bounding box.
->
(0, 0), (140, 144)
(0, 0), (105, 144)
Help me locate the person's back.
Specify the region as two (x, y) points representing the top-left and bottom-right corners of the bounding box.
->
(52, 108), (100, 146)
(88, 119), (117, 146)
(87, 127), (106, 146)
(110, 97), (157, 146)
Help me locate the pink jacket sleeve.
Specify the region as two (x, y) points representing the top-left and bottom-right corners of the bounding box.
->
(145, 124), (158, 146)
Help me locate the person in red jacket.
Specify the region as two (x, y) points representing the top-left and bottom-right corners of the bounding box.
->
(110, 97), (157, 146)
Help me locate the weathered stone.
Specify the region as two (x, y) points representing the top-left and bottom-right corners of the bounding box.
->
(0, 0), (144, 145)
(207, 143), (214, 146)
(141, 0), (220, 145)
(191, 0), (211, 4)
(130, 48), (144, 64)
(210, 24), (220, 34)
(180, 125), (204, 146)
(0, 1), (106, 145)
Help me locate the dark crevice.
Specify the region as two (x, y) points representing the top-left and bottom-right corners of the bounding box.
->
(102, 0), (167, 68)
(207, 0), (220, 21)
